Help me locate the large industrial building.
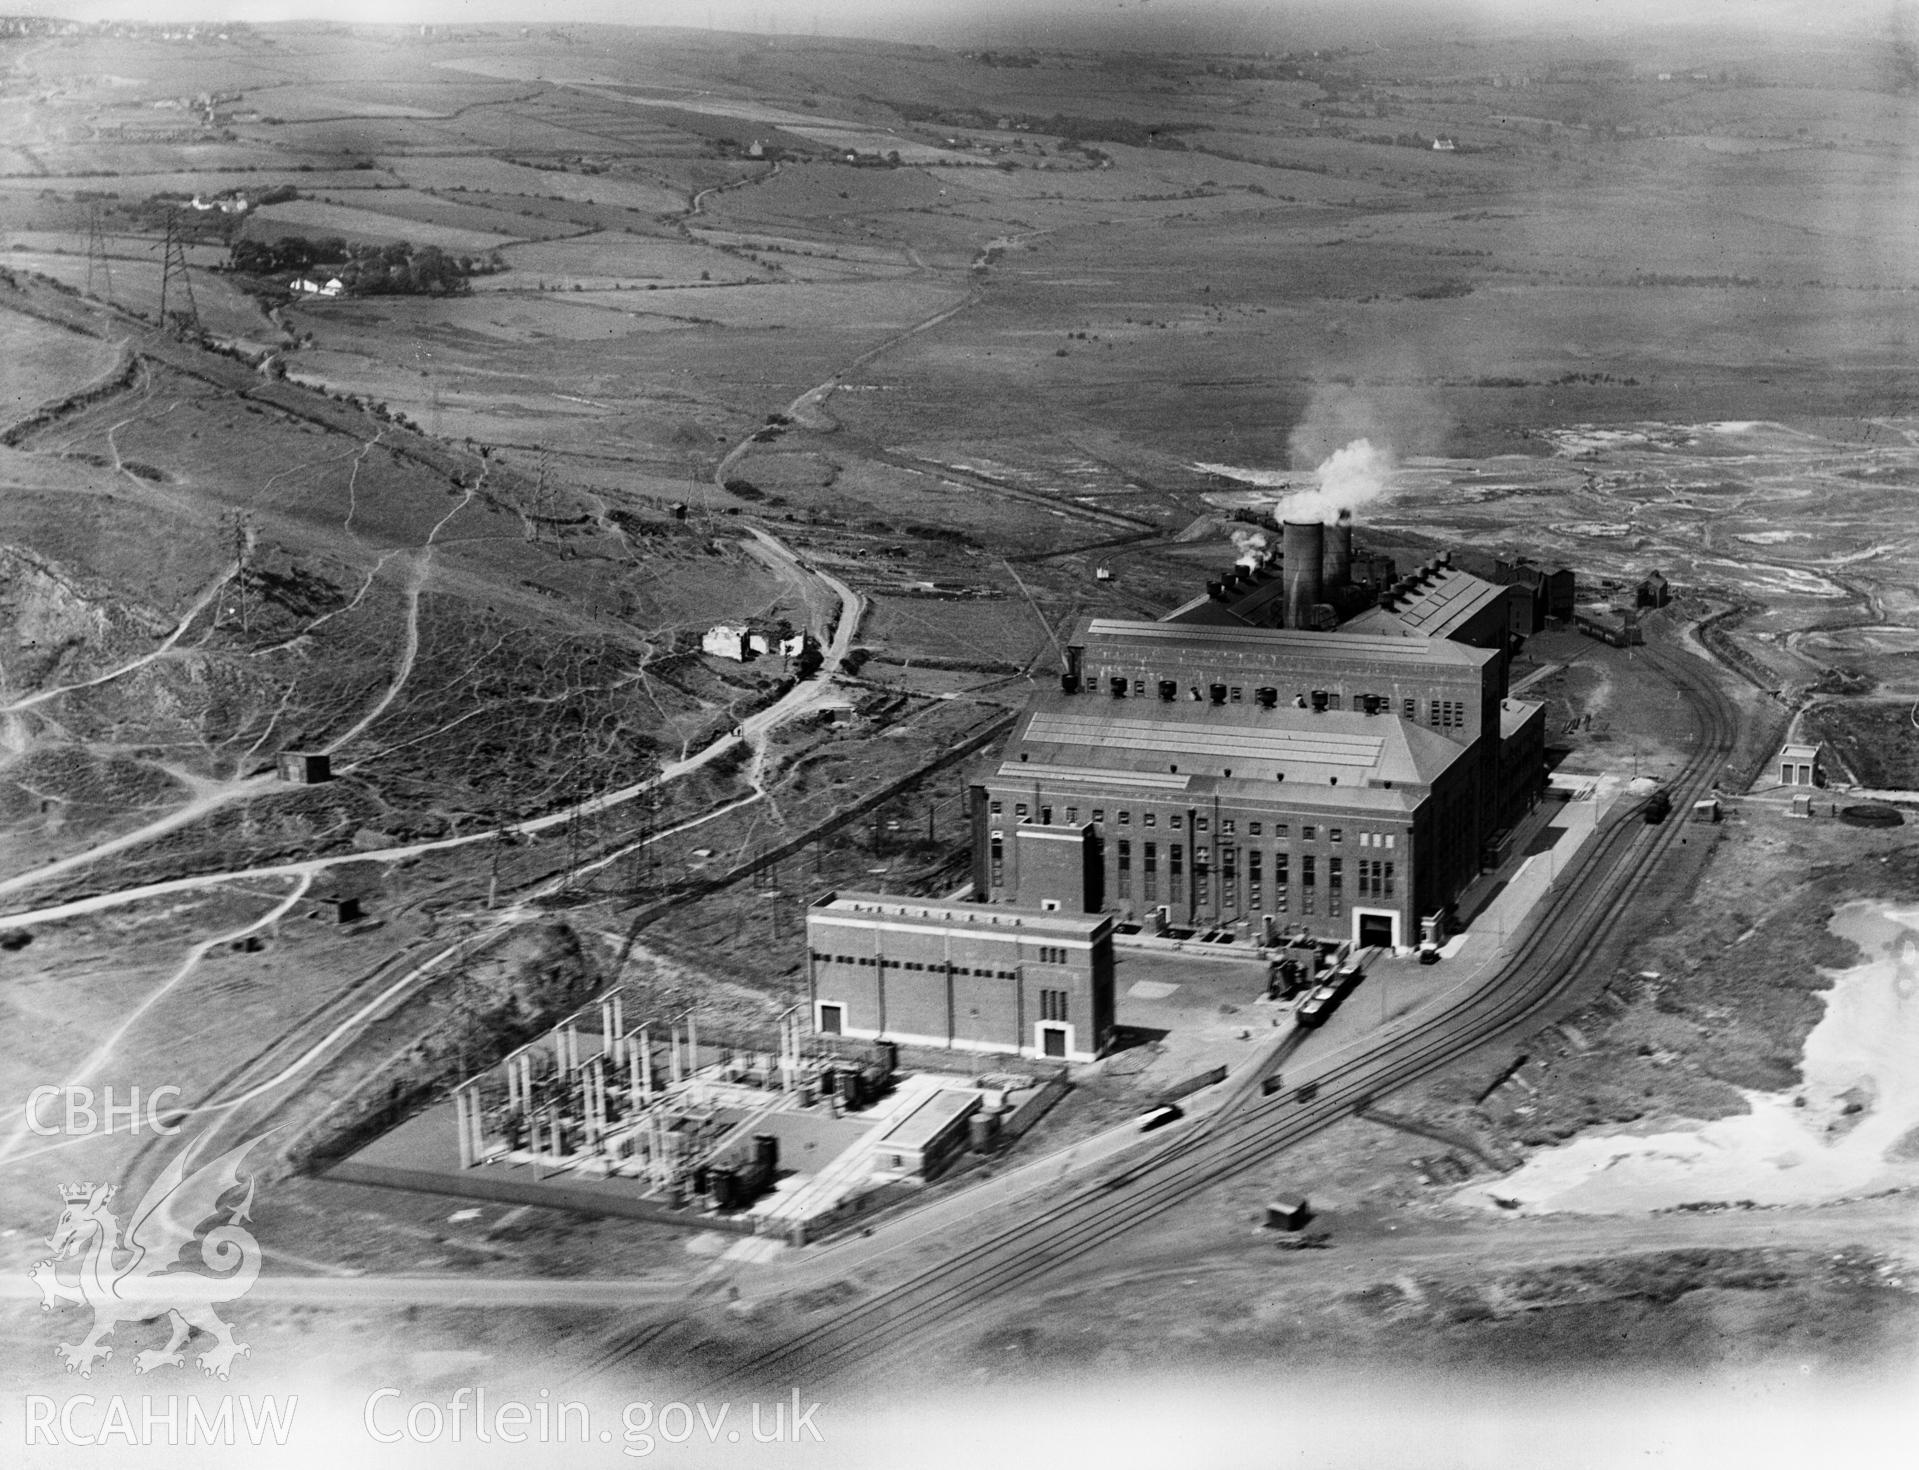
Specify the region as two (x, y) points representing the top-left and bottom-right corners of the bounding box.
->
(806, 511), (1550, 1064)
(972, 517), (1548, 956)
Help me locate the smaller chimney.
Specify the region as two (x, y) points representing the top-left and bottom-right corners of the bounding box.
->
(1325, 508), (1354, 588)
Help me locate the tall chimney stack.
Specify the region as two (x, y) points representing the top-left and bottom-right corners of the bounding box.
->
(1326, 508), (1353, 589)
(1282, 520), (1325, 629)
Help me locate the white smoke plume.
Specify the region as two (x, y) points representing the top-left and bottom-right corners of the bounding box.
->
(1273, 437), (1395, 523)
(1230, 528), (1271, 568)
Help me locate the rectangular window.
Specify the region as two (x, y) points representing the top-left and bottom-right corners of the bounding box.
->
(1429, 700), (1441, 725)
(1330, 828), (1342, 844)
(1303, 855), (1316, 887)
(990, 800), (1002, 816)
(1171, 844), (1184, 882)
(1040, 806), (1053, 825)
(1274, 853), (1288, 911)
(1133, 679), (1145, 695)
(1249, 821), (1262, 837)
(1327, 692), (1342, 710)
(990, 834), (1004, 888)
(1385, 834), (1396, 850)
(1222, 845), (1237, 911)
(1015, 803), (1028, 820)
(1330, 857), (1343, 890)
(1385, 861), (1396, 898)
(1144, 812), (1156, 827)
(1222, 819), (1236, 835)
(1275, 824), (1289, 839)
(1303, 825), (1317, 842)
(1119, 810), (1131, 825)
(1195, 816), (1209, 833)
(1230, 686), (1243, 702)
(1118, 839), (1132, 896)
(1066, 807), (1078, 824)
(1092, 809), (1104, 823)
(1171, 814), (1183, 830)
(1144, 841), (1158, 901)
(1040, 988), (1069, 1023)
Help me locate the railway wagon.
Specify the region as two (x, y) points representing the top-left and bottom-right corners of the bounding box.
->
(1294, 962), (1364, 1029)
(1573, 608), (1643, 647)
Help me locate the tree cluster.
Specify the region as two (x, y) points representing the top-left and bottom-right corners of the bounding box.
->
(230, 235), (505, 295)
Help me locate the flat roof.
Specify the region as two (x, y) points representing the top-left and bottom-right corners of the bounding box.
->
(1500, 698), (1545, 739)
(878, 1089), (981, 1153)
(1026, 710), (1386, 768)
(997, 762), (1191, 791)
(1074, 617), (1494, 669)
(809, 891), (1109, 940)
(1384, 566), (1505, 637)
(1014, 823), (1093, 843)
(1000, 694), (1468, 789)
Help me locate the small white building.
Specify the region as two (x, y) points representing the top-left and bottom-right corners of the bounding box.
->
(702, 624), (754, 661)
(1777, 741), (1822, 788)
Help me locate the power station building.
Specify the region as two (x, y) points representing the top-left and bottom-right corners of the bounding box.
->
(973, 522), (1548, 956)
(803, 510), (1550, 1063)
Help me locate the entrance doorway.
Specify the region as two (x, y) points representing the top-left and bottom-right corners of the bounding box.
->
(818, 1003), (843, 1036)
(1357, 912), (1396, 949)
(1040, 1024), (1068, 1059)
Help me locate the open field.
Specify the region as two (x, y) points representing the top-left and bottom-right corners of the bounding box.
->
(0, 12), (1917, 1441)
(244, 197), (523, 253)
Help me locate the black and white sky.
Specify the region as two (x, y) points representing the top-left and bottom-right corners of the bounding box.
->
(0, 1), (1900, 50)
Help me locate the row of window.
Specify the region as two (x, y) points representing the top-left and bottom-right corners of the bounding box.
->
(810, 953), (1021, 979)
(1091, 675), (1471, 731)
(987, 800), (1397, 849)
(1110, 850), (1395, 908)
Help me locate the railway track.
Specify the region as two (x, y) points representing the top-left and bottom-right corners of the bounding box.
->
(584, 635), (1739, 1390)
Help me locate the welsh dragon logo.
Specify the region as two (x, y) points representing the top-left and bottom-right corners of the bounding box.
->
(27, 1133), (265, 1379)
